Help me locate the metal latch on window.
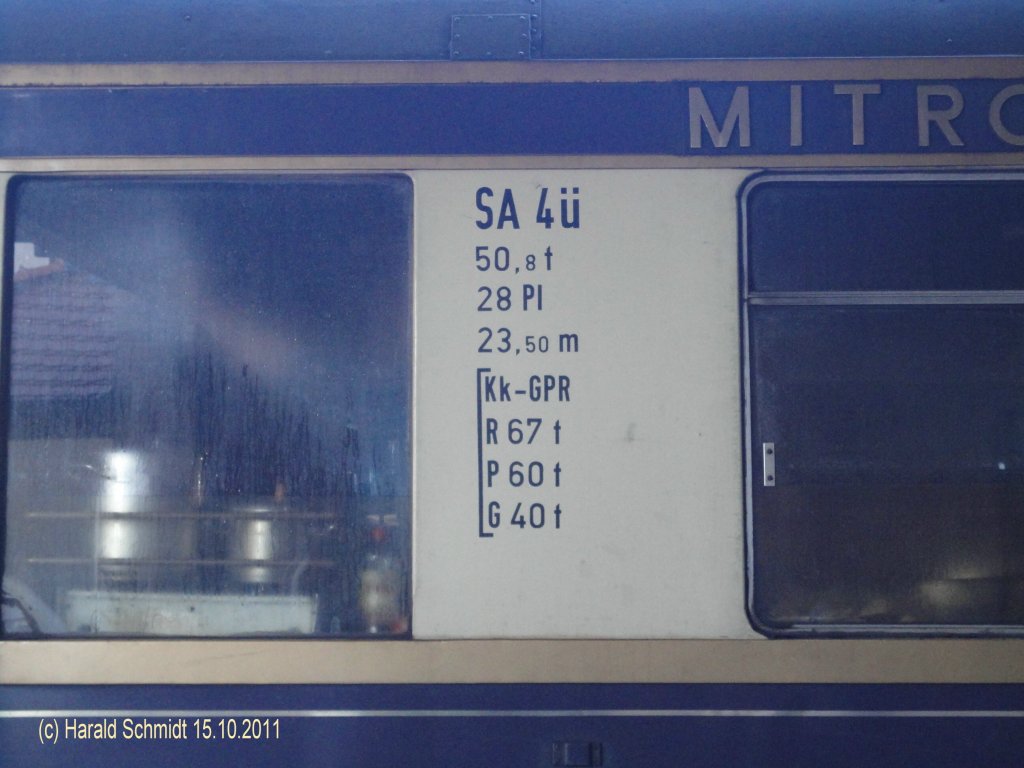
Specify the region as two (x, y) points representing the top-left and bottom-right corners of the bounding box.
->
(763, 442), (776, 487)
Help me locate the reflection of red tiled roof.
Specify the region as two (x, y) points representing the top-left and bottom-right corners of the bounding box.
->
(11, 264), (133, 400)
(13, 258), (66, 283)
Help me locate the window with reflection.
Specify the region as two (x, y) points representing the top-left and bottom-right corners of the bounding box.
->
(0, 175), (412, 637)
(743, 176), (1024, 634)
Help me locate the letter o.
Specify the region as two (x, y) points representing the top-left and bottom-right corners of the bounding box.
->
(989, 84), (1024, 146)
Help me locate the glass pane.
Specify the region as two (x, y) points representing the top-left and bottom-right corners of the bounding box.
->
(749, 306), (1024, 630)
(1, 175), (412, 637)
(746, 179), (1024, 292)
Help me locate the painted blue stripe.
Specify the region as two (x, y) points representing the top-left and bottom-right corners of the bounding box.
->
(1, 685), (1022, 768)
(2, 81), (1024, 158)
(3, 683), (1023, 711)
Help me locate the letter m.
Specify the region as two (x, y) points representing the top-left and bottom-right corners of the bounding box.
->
(689, 86), (751, 149)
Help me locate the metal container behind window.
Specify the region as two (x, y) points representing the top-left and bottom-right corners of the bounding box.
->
(226, 504), (306, 590)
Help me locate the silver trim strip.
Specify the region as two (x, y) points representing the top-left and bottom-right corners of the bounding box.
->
(748, 291), (1024, 305)
(3, 155), (1024, 172)
(3, 709), (1024, 719)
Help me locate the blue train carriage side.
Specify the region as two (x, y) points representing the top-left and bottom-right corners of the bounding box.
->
(1, 2), (1023, 766)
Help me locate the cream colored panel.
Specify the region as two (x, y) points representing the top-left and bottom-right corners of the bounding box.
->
(414, 170), (755, 638)
(5, 639), (1024, 685)
(3, 57), (1024, 86)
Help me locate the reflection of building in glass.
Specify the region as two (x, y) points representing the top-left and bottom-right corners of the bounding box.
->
(2, 177), (413, 638)
(10, 251), (129, 438)
(9, 252), (354, 502)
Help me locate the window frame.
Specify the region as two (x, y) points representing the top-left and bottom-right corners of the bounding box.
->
(0, 171), (416, 640)
(740, 171), (1024, 637)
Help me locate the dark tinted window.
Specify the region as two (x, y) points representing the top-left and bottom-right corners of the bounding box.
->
(744, 175), (1024, 634)
(746, 179), (1024, 292)
(749, 306), (1024, 628)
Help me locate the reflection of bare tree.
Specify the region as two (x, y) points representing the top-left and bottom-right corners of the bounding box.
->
(172, 338), (349, 505)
